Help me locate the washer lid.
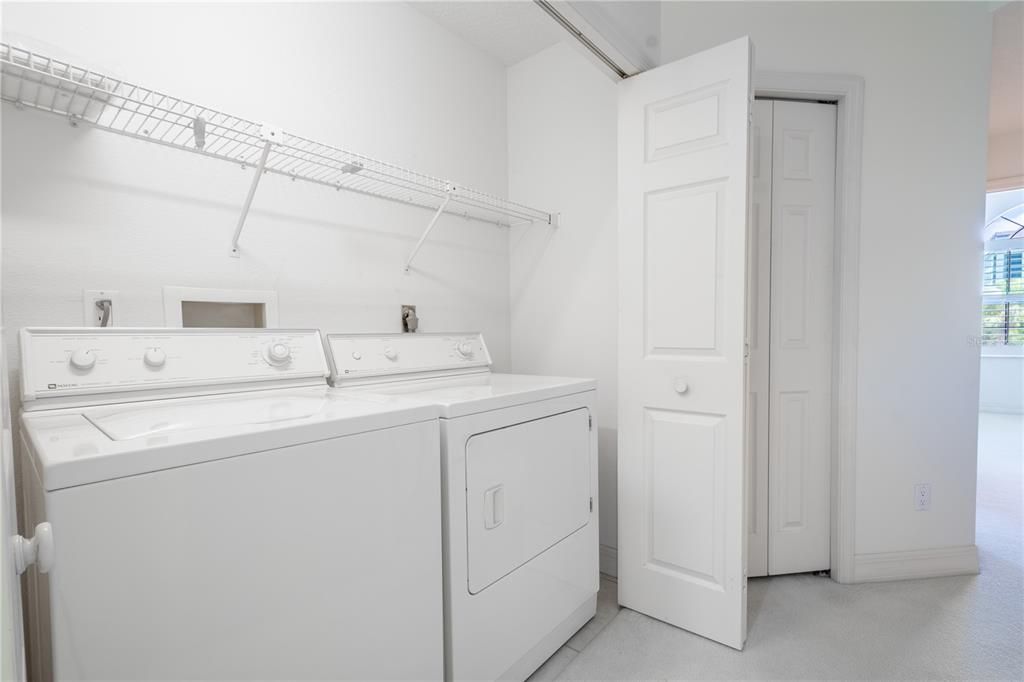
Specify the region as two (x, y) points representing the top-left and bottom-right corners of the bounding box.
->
(21, 387), (440, 491)
(88, 393), (328, 440)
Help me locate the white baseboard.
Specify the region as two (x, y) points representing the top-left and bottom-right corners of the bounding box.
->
(599, 544), (617, 578)
(852, 545), (979, 583)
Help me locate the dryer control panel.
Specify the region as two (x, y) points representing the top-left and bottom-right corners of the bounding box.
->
(327, 332), (491, 382)
(21, 328), (328, 403)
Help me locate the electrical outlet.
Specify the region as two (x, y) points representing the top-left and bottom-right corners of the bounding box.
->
(914, 483), (931, 511)
(83, 290), (119, 327)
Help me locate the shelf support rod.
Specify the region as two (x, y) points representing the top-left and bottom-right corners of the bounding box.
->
(229, 139), (273, 258)
(404, 185), (454, 272)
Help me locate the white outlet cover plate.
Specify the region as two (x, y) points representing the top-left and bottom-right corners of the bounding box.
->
(83, 290), (119, 327)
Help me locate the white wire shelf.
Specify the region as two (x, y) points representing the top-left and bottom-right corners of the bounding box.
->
(0, 42), (557, 262)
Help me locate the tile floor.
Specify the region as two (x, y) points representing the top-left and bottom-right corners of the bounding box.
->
(531, 412), (1023, 681)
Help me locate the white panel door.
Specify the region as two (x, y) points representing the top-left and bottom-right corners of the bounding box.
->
(768, 100), (836, 575)
(746, 100), (773, 578)
(618, 36), (753, 650)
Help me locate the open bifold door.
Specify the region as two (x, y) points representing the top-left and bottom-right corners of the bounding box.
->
(617, 36), (753, 650)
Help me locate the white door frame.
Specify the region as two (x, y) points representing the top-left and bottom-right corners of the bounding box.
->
(753, 72), (864, 584)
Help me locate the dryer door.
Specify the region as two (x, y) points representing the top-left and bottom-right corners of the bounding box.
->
(465, 408), (591, 594)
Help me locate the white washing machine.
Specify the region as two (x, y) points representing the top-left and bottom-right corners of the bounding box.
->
(17, 327), (443, 681)
(324, 332), (599, 681)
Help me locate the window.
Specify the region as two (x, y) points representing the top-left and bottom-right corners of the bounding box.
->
(981, 248), (1024, 345)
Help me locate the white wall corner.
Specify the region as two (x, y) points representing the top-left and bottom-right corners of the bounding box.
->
(851, 545), (980, 583)
(599, 543), (618, 578)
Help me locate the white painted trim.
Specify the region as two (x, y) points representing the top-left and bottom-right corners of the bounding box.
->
(852, 545), (979, 583)
(754, 71), (864, 584)
(983, 236), (1024, 253)
(979, 403), (1024, 415)
(988, 175), (1024, 193)
(599, 543), (618, 578)
(162, 286), (279, 327)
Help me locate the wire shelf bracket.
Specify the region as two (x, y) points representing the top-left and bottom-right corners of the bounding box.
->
(0, 42), (559, 264)
(405, 184), (455, 273)
(229, 125), (279, 258)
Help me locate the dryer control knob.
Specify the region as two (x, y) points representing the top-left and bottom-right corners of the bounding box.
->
(383, 347), (398, 361)
(455, 342), (473, 358)
(143, 347), (166, 368)
(69, 348), (96, 371)
(265, 342), (292, 366)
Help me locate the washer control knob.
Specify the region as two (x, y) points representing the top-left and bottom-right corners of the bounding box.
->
(143, 347), (167, 368)
(265, 342), (292, 366)
(383, 347), (398, 361)
(351, 351), (362, 360)
(455, 342), (473, 358)
(69, 348), (96, 371)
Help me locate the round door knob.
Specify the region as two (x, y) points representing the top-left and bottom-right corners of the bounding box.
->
(69, 348), (96, 371)
(383, 347), (398, 361)
(455, 342), (473, 358)
(674, 379), (689, 394)
(143, 347), (166, 368)
(14, 522), (54, 575)
(265, 342), (292, 365)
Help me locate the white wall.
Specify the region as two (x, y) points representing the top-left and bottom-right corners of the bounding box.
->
(988, 1), (1024, 191)
(508, 1), (992, 573)
(1, 1), (511, 393)
(979, 355), (1024, 414)
(507, 42), (619, 572)
(989, 129), (1024, 192)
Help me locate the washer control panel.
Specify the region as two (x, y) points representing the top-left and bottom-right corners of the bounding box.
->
(21, 328), (328, 401)
(327, 332), (491, 381)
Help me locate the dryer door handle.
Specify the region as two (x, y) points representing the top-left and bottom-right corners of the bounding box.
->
(483, 485), (504, 530)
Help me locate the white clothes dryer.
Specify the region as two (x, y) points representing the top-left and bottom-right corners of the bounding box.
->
(324, 332), (599, 682)
(18, 328), (443, 681)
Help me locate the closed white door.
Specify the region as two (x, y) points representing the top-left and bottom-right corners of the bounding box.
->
(618, 36), (753, 650)
(747, 100), (837, 576)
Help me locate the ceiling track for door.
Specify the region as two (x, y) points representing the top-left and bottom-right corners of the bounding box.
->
(0, 42), (559, 264)
(533, 1), (631, 80)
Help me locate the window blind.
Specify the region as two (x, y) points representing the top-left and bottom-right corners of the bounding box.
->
(982, 249), (1024, 345)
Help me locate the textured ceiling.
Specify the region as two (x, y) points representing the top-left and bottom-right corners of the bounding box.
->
(412, 1), (563, 66)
